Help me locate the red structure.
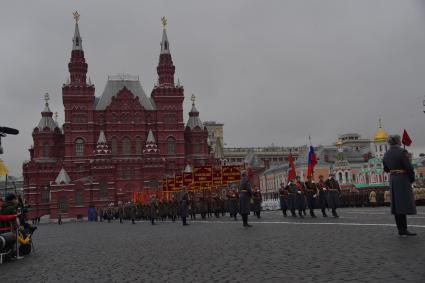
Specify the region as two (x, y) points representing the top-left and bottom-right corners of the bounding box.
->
(23, 17), (212, 219)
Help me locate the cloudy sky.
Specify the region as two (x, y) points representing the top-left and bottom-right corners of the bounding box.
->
(1, 0), (425, 175)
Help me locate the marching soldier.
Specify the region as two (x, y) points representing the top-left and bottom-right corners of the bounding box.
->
(239, 171), (253, 227)
(369, 191), (377, 208)
(190, 193), (197, 220)
(286, 179), (298, 217)
(305, 176), (318, 218)
(180, 187), (190, 226)
(129, 201), (136, 224)
(278, 183), (289, 217)
(317, 175), (329, 217)
(252, 187), (262, 219)
(199, 195), (207, 220)
(295, 176), (306, 218)
(325, 173), (341, 218)
(383, 135), (417, 236)
(171, 196), (179, 222)
(150, 195), (158, 225)
(227, 188), (239, 220)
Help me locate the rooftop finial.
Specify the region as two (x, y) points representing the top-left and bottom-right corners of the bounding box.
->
(161, 16), (167, 29)
(44, 92), (50, 106)
(54, 112), (58, 121)
(191, 94), (196, 105)
(378, 118), (382, 128)
(73, 11), (80, 23)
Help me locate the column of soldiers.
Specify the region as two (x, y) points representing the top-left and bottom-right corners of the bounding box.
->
(279, 173), (341, 218)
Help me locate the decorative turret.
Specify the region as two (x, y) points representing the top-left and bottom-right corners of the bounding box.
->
(37, 93), (59, 132)
(373, 119), (389, 158)
(93, 130), (111, 156)
(186, 95), (205, 130)
(143, 129), (160, 154)
(156, 17), (175, 86)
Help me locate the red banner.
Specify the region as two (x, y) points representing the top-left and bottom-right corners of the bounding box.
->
(167, 177), (175, 191)
(183, 172), (193, 187)
(162, 178), (167, 191)
(193, 166), (213, 185)
(222, 165), (241, 184)
(213, 168), (222, 185)
(175, 174), (183, 189)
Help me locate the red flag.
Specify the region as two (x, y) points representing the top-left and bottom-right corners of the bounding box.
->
(402, 129), (412, 146)
(288, 152), (296, 181)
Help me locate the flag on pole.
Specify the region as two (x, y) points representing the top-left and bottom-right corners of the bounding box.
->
(307, 146), (317, 178)
(288, 152), (296, 181)
(402, 129), (412, 147)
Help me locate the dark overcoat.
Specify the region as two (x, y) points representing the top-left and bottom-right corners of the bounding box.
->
(325, 179), (340, 209)
(287, 184), (297, 210)
(180, 193), (189, 218)
(279, 188), (289, 211)
(150, 199), (158, 219)
(239, 177), (252, 215)
(383, 145), (416, 215)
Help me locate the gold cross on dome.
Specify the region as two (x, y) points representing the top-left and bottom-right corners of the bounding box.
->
(161, 16), (167, 29)
(191, 94), (196, 104)
(73, 11), (80, 23)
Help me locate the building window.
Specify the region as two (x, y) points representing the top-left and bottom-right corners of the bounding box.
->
(194, 144), (201, 154)
(345, 172), (349, 183)
(135, 137), (142, 155)
(111, 138), (118, 155)
(41, 187), (50, 203)
(122, 168), (133, 180)
(43, 143), (49, 157)
(58, 196), (68, 212)
(75, 191), (84, 206)
(75, 138), (84, 156)
(164, 113), (177, 124)
(167, 137), (176, 155)
(99, 178), (108, 200)
(338, 172), (343, 182)
(122, 137), (131, 155)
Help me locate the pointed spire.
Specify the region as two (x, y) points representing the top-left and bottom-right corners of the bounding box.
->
(186, 94), (204, 130)
(55, 167), (71, 184)
(37, 93), (57, 131)
(43, 92), (51, 113)
(88, 76), (92, 85)
(146, 129), (156, 143)
(93, 130), (111, 156)
(72, 11), (83, 51)
(160, 17), (170, 54)
(97, 130), (107, 144)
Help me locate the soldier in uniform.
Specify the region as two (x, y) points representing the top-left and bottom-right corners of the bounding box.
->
(369, 190), (377, 208)
(129, 201), (136, 224)
(180, 187), (190, 226)
(252, 187), (262, 219)
(383, 135), (417, 236)
(278, 183), (289, 217)
(227, 188), (239, 220)
(305, 176), (318, 218)
(199, 194), (207, 220)
(239, 171), (253, 227)
(325, 173), (341, 218)
(189, 193), (197, 220)
(149, 195), (158, 225)
(317, 175), (329, 217)
(171, 197), (179, 222)
(286, 179), (298, 217)
(295, 176), (306, 218)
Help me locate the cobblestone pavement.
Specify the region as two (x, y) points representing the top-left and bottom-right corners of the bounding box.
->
(1, 207), (425, 283)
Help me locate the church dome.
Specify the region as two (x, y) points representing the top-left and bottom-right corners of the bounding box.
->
(374, 120), (388, 142)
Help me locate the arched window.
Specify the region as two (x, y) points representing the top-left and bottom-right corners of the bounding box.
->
(135, 136), (142, 155)
(99, 178), (108, 200)
(167, 137), (176, 155)
(111, 138), (118, 155)
(345, 172), (349, 183)
(122, 137), (131, 155)
(75, 138), (84, 156)
(379, 145), (382, 152)
(43, 143), (49, 157)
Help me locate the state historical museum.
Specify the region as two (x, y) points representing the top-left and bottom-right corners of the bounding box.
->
(23, 15), (213, 219)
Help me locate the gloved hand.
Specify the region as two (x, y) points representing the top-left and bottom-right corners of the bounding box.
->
(313, 194), (317, 198)
(297, 191), (301, 195)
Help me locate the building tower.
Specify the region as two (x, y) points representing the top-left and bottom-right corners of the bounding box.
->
(62, 11), (96, 177)
(373, 119), (389, 159)
(151, 17), (185, 174)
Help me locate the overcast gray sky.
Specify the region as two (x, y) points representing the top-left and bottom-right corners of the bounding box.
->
(1, 0), (425, 175)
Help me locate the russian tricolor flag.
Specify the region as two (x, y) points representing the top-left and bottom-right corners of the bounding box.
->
(307, 146), (317, 178)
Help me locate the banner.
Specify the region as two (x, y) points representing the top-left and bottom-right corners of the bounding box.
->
(183, 172), (193, 187)
(162, 178), (167, 191)
(167, 176), (175, 191)
(193, 166), (213, 185)
(175, 173), (183, 189)
(222, 165), (241, 184)
(213, 168), (222, 185)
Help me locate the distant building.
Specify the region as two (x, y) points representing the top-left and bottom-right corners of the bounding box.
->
(204, 121), (224, 159)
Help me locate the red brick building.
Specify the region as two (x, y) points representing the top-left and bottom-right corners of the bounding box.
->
(23, 18), (212, 219)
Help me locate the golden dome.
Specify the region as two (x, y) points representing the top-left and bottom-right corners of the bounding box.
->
(336, 138), (343, 147)
(374, 119), (388, 142)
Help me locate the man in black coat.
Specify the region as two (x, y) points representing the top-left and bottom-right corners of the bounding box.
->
(325, 174), (340, 218)
(383, 135), (417, 236)
(180, 187), (190, 226)
(278, 183), (289, 217)
(305, 176), (318, 218)
(239, 171), (253, 227)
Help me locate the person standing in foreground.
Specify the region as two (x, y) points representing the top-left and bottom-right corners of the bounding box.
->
(305, 176), (318, 218)
(239, 171), (253, 227)
(383, 135), (417, 236)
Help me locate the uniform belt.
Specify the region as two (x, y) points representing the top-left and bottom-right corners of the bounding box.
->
(240, 190), (248, 192)
(390, 170), (406, 174)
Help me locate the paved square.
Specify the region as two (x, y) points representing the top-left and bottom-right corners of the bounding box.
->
(1, 207), (425, 283)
